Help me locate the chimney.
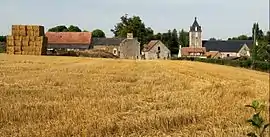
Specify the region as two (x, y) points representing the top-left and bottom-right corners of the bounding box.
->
(127, 33), (133, 39)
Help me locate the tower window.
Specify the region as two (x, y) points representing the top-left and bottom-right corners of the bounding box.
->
(195, 27), (197, 31)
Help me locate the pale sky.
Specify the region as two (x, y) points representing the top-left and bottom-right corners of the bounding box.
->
(1, 0), (269, 40)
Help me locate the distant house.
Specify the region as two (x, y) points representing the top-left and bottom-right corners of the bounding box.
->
(202, 40), (253, 58)
(91, 33), (141, 59)
(45, 32), (92, 51)
(142, 40), (171, 60)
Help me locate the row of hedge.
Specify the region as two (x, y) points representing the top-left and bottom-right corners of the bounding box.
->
(172, 57), (270, 72)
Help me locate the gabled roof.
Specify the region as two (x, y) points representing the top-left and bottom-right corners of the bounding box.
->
(143, 40), (160, 52)
(91, 38), (125, 46)
(202, 40), (253, 52)
(190, 17), (202, 32)
(46, 32), (92, 45)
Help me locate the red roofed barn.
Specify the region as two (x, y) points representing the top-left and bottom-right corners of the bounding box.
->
(45, 32), (92, 51)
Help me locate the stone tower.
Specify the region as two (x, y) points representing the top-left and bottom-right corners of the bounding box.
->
(189, 17), (202, 48)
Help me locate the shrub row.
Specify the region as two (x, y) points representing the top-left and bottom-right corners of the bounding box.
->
(173, 57), (270, 72)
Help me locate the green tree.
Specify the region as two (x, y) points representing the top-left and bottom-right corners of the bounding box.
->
(171, 29), (179, 54)
(251, 23), (270, 62)
(111, 14), (154, 48)
(48, 25), (68, 32)
(0, 36), (6, 42)
(179, 29), (189, 47)
(238, 35), (249, 40)
(67, 25), (82, 32)
(92, 29), (106, 38)
(48, 25), (82, 32)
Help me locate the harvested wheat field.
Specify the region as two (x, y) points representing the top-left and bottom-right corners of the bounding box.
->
(0, 54), (269, 137)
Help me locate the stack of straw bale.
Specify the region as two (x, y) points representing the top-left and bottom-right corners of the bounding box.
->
(6, 25), (47, 55)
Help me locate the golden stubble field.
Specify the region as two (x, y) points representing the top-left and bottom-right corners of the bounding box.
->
(0, 54), (269, 137)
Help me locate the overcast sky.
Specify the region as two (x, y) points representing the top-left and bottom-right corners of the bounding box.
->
(1, 0), (269, 40)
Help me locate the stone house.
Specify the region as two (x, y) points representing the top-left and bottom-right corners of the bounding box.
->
(45, 32), (92, 52)
(142, 40), (171, 60)
(91, 33), (141, 59)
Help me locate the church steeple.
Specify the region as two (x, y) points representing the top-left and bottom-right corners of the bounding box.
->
(190, 17), (202, 32)
(189, 17), (202, 48)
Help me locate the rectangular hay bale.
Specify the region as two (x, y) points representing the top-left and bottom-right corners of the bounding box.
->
(14, 40), (22, 46)
(14, 36), (22, 40)
(22, 40), (29, 46)
(29, 41), (35, 46)
(29, 36), (35, 41)
(14, 46), (21, 52)
(14, 52), (22, 55)
(6, 47), (14, 54)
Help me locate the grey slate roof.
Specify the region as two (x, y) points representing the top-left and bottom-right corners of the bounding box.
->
(202, 40), (253, 52)
(190, 17), (202, 32)
(91, 38), (125, 46)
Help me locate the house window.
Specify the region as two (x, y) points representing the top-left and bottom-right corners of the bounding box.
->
(158, 47), (160, 52)
(227, 54), (230, 57)
(195, 27), (197, 31)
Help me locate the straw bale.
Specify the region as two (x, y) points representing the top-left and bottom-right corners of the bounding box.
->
(29, 41), (35, 47)
(26, 25), (33, 30)
(14, 36), (22, 40)
(22, 40), (29, 46)
(14, 46), (21, 52)
(27, 31), (35, 37)
(14, 40), (22, 46)
(29, 36), (35, 41)
(20, 30), (27, 36)
(14, 52), (22, 55)
(7, 36), (14, 41)
(22, 36), (29, 41)
(7, 40), (14, 46)
(12, 25), (20, 30)
(35, 36), (44, 41)
(22, 47), (29, 51)
(19, 25), (26, 29)
(6, 47), (14, 53)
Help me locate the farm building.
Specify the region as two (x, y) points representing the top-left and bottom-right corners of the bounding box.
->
(91, 33), (141, 59)
(45, 32), (92, 52)
(142, 40), (171, 60)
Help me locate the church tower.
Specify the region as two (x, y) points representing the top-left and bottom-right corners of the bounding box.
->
(189, 17), (202, 48)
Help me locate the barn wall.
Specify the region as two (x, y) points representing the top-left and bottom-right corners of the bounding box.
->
(119, 39), (140, 59)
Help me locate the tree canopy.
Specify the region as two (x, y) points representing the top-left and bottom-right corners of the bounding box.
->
(48, 25), (82, 32)
(92, 29), (106, 38)
(0, 36), (6, 42)
(111, 14), (154, 48)
(179, 29), (189, 47)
